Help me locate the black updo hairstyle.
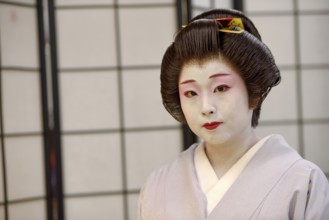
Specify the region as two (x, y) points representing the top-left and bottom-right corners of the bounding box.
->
(161, 8), (281, 127)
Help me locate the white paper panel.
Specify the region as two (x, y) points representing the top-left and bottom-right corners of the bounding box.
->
(191, 0), (211, 8)
(118, 0), (174, 4)
(0, 5), (38, 67)
(299, 15), (329, 65)
(63, 133), (122, 194)
(119, 7), (176, 66)
(125, 129), (182, 190)
(0, 142), (3, 203)
(2, 71), (42, 133)
(60, 71), (120, 131)
(304, 124), (329, 173)
(298, 0), (329, 11)
(122, 69), (179, 128)
(7, 0), (36, 4)
(5, 136), (45, 200)
(128, 193), (139, 220)
(0, 206), (4, 220)
(250, 15), (296, 66)
(214, 0), (232, 9)
(261, 70), (298, 121)
(65, 195), (124, 220)
(56, 8), (117, 68)
(245, 0), (293, 12)
(301, 69), (329, 119)
(56, 0), (114, 6)
(9, 200), (46, 220)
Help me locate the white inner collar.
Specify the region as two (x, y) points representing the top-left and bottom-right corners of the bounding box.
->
(194, 135), (272, 215)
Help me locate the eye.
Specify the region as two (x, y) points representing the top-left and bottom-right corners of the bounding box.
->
(184, 91), (197, 98)
(214, 85), (230, 93)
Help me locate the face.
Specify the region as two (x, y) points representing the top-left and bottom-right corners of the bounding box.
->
(179, 58), (254, 147)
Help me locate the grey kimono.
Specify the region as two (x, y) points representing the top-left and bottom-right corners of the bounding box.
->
(138, 135), (329, 219)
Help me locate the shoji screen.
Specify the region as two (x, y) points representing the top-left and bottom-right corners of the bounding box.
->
(190, 0), (233, 17)
(0, 1), (46, 220)
(245, 0), (329, 178)
(54, 0), (181, 219)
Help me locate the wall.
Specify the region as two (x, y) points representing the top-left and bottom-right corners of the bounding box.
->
(0, 0), (181, 219)
(56, 0), (181, 219)
(0, 1), (46, 219)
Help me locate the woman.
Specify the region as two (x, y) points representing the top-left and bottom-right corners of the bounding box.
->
(138, 8), (329, 219)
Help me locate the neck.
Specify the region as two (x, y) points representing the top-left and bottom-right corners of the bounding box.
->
(204, 129), (259, 179)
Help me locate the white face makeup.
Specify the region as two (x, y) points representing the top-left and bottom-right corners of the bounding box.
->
(179, 58), (254, 147)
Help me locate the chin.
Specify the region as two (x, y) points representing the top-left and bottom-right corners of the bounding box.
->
(202, 134), (230, 146)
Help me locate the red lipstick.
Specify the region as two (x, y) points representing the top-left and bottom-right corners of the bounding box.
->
(203, 122), (221, 130)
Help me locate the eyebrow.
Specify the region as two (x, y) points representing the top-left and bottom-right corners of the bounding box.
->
(209, 73), (230, 79)
(180, 79), (195, 85)
(180, 73), (230, 85)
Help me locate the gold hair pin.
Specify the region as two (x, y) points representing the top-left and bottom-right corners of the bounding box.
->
(181, 17), (244, 34)
(215, 17), (244, 34)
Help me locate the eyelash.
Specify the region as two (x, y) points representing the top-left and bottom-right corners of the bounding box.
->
(214, 85), (230, 93)
(183, 85), (229, 98)
(184, 91), (197, 98)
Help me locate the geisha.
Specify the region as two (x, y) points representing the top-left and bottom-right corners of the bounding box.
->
(138, 8), (329, 220)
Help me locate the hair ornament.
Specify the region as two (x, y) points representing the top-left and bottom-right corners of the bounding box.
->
(182, 17), (244, 34)
(216, 17), (244, 33)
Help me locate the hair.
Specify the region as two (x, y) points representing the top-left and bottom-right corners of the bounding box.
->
(161, 8), (281, 127)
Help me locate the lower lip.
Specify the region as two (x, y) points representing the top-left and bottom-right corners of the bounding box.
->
(203, 123), (221, 130)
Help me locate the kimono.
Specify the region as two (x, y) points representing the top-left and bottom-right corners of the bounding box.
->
(138, 135), (329, 220)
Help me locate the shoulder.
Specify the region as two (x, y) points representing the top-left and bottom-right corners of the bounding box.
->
(294, 158), (326, 176)
(290, 158), (328, 189)
(254, 135), (329, 218)
(295, 159), (329, 219)
(137, 144), (199, 219)
(142, 143), (198, 187)
(273, 138), (329, 218)
(295, 159), (329, 194)
(140, 143), (198, 196)
(269, 134), (328, 185)
(260, 134), (328, 196)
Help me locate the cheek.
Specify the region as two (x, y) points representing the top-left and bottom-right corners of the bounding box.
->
(218, 92), (252, 121)
(179, 96), (200, 122)
(179, 93), (188, 114)
(180, 98), (196, 118)
(230, 99), (253, 125)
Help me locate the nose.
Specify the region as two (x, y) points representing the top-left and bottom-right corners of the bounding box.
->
(201, 95), (216, 116)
